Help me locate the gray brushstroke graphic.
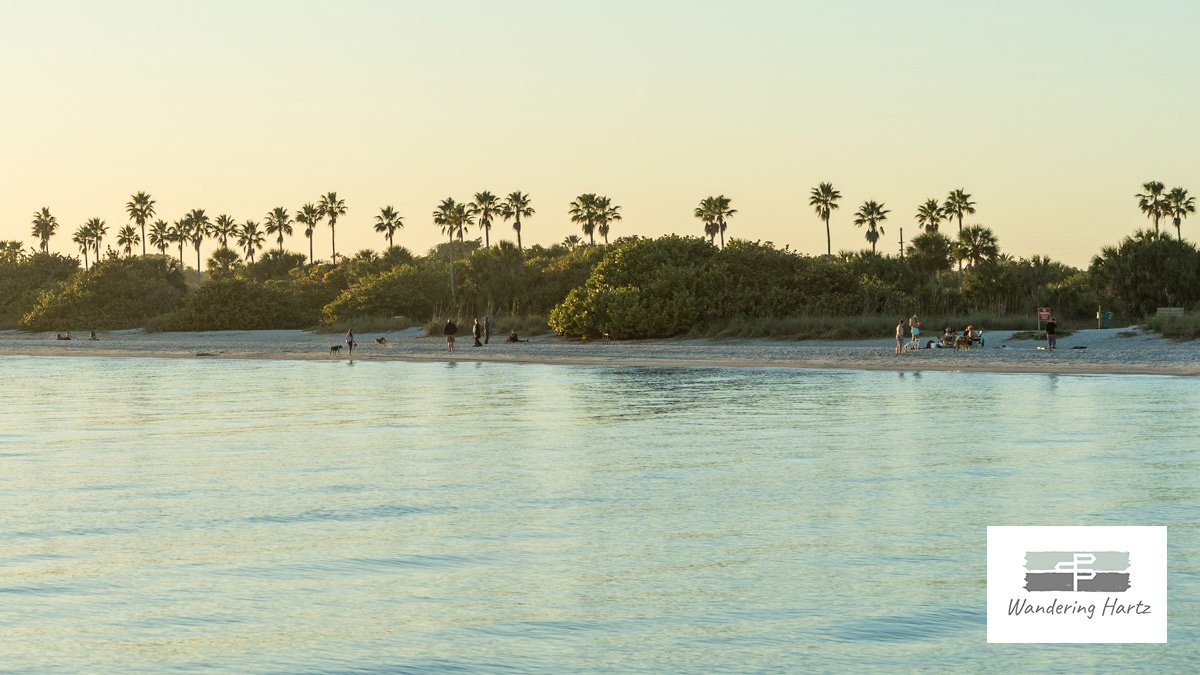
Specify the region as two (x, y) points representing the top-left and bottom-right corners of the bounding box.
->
(1025, 572), (1131, 592)
(1025, 551), (1129, 572)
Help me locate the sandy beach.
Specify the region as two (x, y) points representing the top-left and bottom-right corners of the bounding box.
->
(1, 327), (1197, 376)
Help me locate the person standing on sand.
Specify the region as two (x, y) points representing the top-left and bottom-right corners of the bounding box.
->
(346, 328), (356, 356)
(1046, 317), (1057, 350)
(472, 318), (483, 347)
(444, 319), (457, 352)
(484, 316), (491, 345)
(909, 314), (921, 348)
(895, 320), (904, 355)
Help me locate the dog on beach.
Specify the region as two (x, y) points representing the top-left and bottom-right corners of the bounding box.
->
(375, 337), (387, 346)
(330, 345), (343, 354)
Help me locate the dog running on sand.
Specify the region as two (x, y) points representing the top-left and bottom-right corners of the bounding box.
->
(329, 345), (343, 354)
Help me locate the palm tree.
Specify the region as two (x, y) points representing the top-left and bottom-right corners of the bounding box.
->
(713, 195), (735, 248)
(499, 191), (534, 252)
(31, 207), (58, 253)
(1165, 187), (1195, 240)
(208, 247), (241, 278)
(264, 207), (293, 251)
(1136, 181), (1167, 234)
(237, 220), (265, 263)
(374, 206), (404, 249)
(569, 193), (599, 245)
(943, 189), (976, 277)
(124, 191), (155, 257)
(185, 209), (210, 272)
(72, 225), (90, 270)
(319, 192), (347, 261)
(955, 225), (1000, 269)
(809, 182), (842, 256)
(148, 219), (171, 256)
(563, 234), (583, 250)
(84, 218), (108, 265)
(694, 197), (718, 244)
(296, 202), (320, 264)
(595, 195), (622, 245)
(471, 192), (500, 248)
(211, 214), (238, 248)
(116, 225), (140, 256)
(168, 219), (187, 265)
(433, 198), (461, 295)
(915, 198), (943, 233)
(853, 200), (890, 254)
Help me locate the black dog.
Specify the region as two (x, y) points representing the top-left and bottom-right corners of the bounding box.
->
(330, 345), (343, 354)
(375, 337), (388, 346)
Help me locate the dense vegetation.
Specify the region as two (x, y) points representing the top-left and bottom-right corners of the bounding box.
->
(4, 181), (1197, 338)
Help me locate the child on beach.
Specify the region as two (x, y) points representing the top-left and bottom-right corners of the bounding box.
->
(895, 320), (904, 355)
(472, 318), (483, 347)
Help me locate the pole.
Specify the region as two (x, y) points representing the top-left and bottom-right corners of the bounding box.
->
(899, 226), (905, 259)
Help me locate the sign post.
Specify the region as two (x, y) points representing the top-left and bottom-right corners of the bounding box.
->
(1037, 307), (1051, 334)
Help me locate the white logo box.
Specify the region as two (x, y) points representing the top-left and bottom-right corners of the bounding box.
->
(987, 526), (1167, 643)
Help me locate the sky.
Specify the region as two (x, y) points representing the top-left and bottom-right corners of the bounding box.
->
(2, 0), (1198, 267)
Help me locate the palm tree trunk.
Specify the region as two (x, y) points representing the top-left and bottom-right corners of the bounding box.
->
(331, 222), (337, 261)
(719, 230), (724, 249)
(957, 216), (964, 280)
(448, 232), (456, 297)
(824, 215), (831, 256)
(141, 224), (146, 257)
(196, 246), (201, 273)
(83, 250), (88, 271)
(308, 236), (314, 265)
(389, 232), (394, 249)
(485, 226), (489, 249)
(516, 220), (522, 251)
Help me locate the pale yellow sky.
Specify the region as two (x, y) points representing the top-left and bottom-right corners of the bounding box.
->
(2, 1), (1197, 267)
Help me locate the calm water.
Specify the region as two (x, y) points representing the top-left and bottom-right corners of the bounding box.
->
(1, 356), (1197, 672)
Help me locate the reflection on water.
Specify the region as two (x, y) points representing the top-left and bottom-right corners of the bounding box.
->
(0, 356), (1197, 671)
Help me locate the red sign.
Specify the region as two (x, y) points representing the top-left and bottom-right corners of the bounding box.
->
(1038, 307), (1051, 321)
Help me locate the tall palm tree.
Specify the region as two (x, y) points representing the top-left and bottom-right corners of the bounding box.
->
(433, 198), (461, 295)
(124, 191), (155, 257)
(471, 191), (499, 248)
(569, 193), (599, 245)
(84, 218), (108, 265)
(915, 198), (943, 233)
(237, 220), (265, 263)
(452, 200), (475, 249)
(499, 191), (534, 252)
(319, 192), (347, 261)
(853, 200), (890, 254)
(168, 219), (187, 265)
(374, 206), (404, 249)
(264, 206), (293, 251)
(955, 225), (1000, 269)
(713, 195), (736, 248)
(296, 202), (320, 264)
(1136, 181), (1167, 234)
(1165, 187), (1195, 240)
(695, 196), (718, 244)
(116, 225), (140, 257)
(943, 188), (976, 276)
(149, 219), (171, 256)
(72, 225), (90, 270)
(595, 195), (622, 245)
(211, 214), (238, 248)
(31, 207), (59, 253)
(809, 182), (841, 256)
(185, 209), (210, 272)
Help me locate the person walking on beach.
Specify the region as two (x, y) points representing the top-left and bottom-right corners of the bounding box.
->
(1046, 316), (1058, 350)
(895, 320), (905, 355)
(472, 318), (483, 347)
(345, 328), (356, 356)
(484, 316), (491, 344)
(444, 319), (457, 352)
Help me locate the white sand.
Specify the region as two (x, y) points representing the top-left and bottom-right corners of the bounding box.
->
(1, 327), (1196, 376)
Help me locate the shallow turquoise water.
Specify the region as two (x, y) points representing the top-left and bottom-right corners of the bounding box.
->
(0, 356), (1196, 672)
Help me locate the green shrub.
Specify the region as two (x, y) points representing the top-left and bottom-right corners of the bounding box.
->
(20, 256), (186, 330)
(159, 278), (311, 330)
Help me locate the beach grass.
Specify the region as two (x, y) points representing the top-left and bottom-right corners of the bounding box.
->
(314, 314), (420, 334)
(688, 313), (1051, 340)
(1146, 313), (1200, 340)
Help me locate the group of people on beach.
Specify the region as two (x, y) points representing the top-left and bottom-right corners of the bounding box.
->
(442, 316), (525, 351)
(894, 315), (982, 353)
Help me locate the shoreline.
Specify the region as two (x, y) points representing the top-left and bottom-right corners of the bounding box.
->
(1, 342), (1197, 377)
